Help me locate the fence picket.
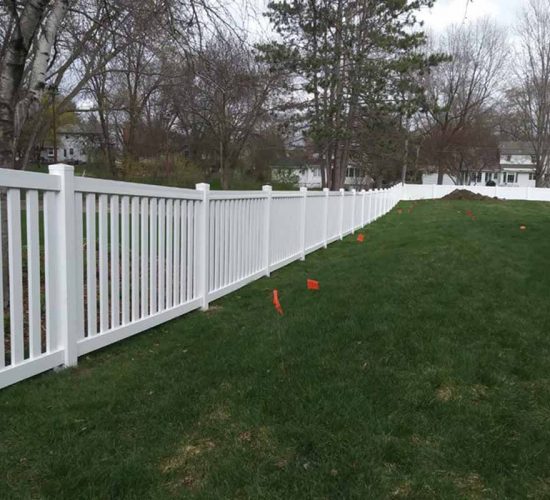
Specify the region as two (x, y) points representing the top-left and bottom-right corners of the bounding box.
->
(131, 197), (139, 321)
(110, 195), (120, 328)
(166, 199), (173, 308)
(7, 189), (24, 365)
(26, 190), (41, 358)
(0, 199), (4, 368)
(141, 197), (149, 317)
(121, 196), (130, 324)
(85, 194), (97, 336)
(98, 194), (109, 332)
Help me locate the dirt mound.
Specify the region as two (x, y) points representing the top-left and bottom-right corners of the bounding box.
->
(442, 189), (497, 201)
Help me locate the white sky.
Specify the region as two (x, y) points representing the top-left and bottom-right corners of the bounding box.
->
(418, 0), (524, 32)
(241, 0), (526, 41)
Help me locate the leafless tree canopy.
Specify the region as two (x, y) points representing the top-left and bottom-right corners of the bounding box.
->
(419, 19), (507, 183)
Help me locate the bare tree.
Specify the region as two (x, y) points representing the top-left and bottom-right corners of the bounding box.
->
(420, 19), (507, 183)
(170, 36), (283, 188)
(506, 0), (550, 186)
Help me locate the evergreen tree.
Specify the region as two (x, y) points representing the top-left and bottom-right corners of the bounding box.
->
(258, 0), (443, 189)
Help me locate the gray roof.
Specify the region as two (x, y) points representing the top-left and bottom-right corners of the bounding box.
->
(270, 158), (320, 170)
(499, 141), (535, 156)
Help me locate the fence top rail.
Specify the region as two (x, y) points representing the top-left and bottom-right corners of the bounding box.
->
(74, 176), (203, 200)
(271, 192), (305, 199)
(209, 191), (267, 200)
(0, 167), (61, 191)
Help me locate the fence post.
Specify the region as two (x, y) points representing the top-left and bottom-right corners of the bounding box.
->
(369, 189), (374, 221)
(300, 187), (307, 260)
(323, 187), (329, 248)
(360, 189), (366, 226)
(48, 164), (78, 367)
(196, 183), (210, 311)
(339, 188), (345, 239)
(351, 188), (357, 233)
(262, 185), (272, 276)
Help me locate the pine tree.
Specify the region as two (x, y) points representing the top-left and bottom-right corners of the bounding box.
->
(258, 0), (443, 189)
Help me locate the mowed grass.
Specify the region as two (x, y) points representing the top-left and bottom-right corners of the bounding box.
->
(2, 199), (550, 499)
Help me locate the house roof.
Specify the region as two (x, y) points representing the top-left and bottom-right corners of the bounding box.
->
(499, 141), (535, 156)
(58, 123), (102, 136)
(270, 158), (320, 170)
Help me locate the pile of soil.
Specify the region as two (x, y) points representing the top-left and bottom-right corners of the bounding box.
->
(441, 189), (498, 201)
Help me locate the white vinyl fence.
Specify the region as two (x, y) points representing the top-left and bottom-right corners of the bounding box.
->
(402, 183), (550, 202)
(0, 165), (401, 389)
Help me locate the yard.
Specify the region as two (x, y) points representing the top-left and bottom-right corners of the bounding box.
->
(2, 198), (550, 498)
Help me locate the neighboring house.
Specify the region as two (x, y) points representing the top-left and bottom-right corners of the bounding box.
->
(422, 141), (538, 187)
(270, 159), (370, 189)
(497, 141), (537, 187)
(40, 124), (101, 165)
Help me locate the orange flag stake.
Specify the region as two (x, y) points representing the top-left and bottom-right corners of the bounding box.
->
(466, 209), (473, 217)
(272, 289), (284, 315)
(357, 233), (365, 242)
(307, 279), (320, 290)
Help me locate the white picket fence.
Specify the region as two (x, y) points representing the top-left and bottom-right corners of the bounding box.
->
(0, 165), (401, 389)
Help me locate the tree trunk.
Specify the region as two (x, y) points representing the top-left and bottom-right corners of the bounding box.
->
(437, 166), (444, 185)
(401, 135), (409, 184)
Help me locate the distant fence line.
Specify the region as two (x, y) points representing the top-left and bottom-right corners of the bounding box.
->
(402, 183), (550, 202)
(0, 166), (401, 389)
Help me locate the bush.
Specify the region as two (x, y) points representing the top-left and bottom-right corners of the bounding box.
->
(118, 155), (205, 188)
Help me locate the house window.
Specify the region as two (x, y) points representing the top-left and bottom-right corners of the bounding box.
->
(47, 148), (54, 157)
(505, 155), (512, 161)
(346, 167), (356, 178)
(529, 173), (536, 180)
(472, 172), (482, 182)
(531, 155), (536, 163)
(69, 148), (74, 156)
(63, 149), (67, 158)
(506, 173), (516, 183)
(485, 172), (492, 181)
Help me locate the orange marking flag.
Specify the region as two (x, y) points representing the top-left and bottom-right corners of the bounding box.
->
(307, 279), (320, 290)
(466, 210), (473, 217)
(272, 289), (284, 315)
(357, 233), (365, 242)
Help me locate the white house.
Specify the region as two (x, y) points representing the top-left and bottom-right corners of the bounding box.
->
(422, 141), (537, 187)
(40, 124), (101, 164)
(498, 141), (537, 187)
(271, 160), (370, 189)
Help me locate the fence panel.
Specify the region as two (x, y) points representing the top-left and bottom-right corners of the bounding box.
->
(305, 194), (325, 252)
(73, 177), (203, 357)
(269, 194), (302, 271)
(0, 170), (64, 389)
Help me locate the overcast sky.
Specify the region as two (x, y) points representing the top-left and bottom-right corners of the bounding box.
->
(419, 0), (524, 31)
(243, 0), (526, 41)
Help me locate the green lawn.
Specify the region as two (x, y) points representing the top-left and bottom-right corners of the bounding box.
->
(2, 199), (550, 499)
